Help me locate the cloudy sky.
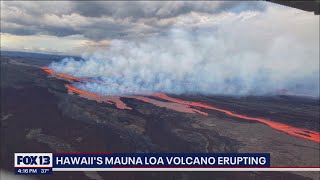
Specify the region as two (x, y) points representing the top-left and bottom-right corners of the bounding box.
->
(1, 1), (317, 55)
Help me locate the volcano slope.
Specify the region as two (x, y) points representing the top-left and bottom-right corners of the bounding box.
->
(1, 55), (319, 180)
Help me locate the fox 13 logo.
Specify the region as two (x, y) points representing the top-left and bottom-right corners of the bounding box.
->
(15, 153), (53, 175)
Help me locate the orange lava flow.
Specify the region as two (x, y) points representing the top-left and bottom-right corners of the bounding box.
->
(56, 73), (81, 82)
(66, 84), (206, 114)
(66, 84), (132, 110)
(126, 95), (208, 116)
(153, 93), (320, 143)
(40, 66), (55, 75)
(103, 96), (133, 110)
(66, 84), (99, 98)
(41, 66), (81, 82)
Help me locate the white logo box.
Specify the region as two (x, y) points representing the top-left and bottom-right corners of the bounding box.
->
(14, 153), (53, 168)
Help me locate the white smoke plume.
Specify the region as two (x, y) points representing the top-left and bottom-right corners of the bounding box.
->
(49, 8), (319, 97)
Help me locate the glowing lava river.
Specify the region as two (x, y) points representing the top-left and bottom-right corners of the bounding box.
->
(41, 66), (320, 143)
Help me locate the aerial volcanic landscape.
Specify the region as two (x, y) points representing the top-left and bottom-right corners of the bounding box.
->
(1, 53), (320, 180)
(41, 66), (320, 143)
(1, 1), (320, 180)
(2, 26), (320, 180)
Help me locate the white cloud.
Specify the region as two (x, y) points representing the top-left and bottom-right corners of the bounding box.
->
(1, 1), (267, 40)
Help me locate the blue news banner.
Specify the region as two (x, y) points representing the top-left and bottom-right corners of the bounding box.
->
(15, 153), (270, 174)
